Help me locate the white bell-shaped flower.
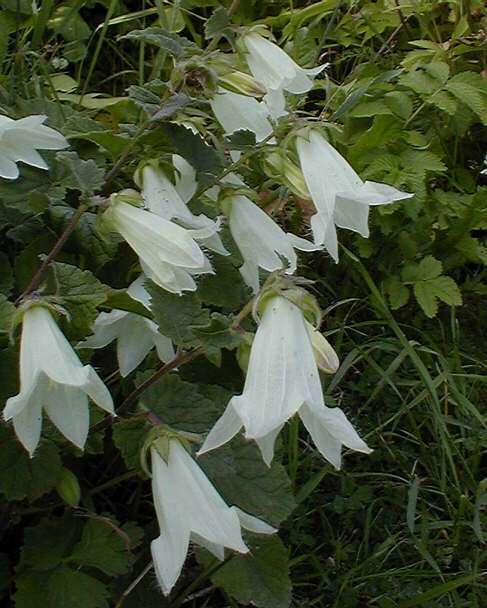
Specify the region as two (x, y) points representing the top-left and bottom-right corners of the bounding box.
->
(136, 161), (228, 256)
(199, 295), (371, 468)
(80, 276), (174, 377)
(242, 32), (327, 119)
(150, 439), (275, 595)
(103, 197), (212, 294)
(210, 88), (273, 143)
(296, 130), (413, 260)
(224, 194), (318, 293)
(4, 305), (114, 456)
(0, 114), (68, 180)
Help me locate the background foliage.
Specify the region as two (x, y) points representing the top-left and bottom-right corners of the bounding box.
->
(0, 0), (486, 606)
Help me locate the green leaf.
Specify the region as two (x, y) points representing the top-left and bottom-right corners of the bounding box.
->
(413, 275), (462, 318)
(0, 295), (15, 334)
(203, 534), (291, 608)
(50, 206), (120, 268)
(205, 6), (232, 41)
(446, 72), (487, 125)
(15, 572), (50, 608)
(112, 417), (147, 472)
(224, 129), (257, 150)
(0, 426), (62, 500)
(18, 517), (78, 571)
(200, 437), (296, 527)
(157, 123), (224, 185)
(47, 567), (109, 608)
(122, 27), (196, 57)
(142, 374), (224, 434)
(0, 252), (13, 295)
(384, 91), (413, 119)
(55, 152), (105, 196)
(45, 262), (111, 340)
(198, 256), (248, 309)
(384, 277), (410, 310)
(69, 517), (142, 576)
(69, 131), (129, 157)
(191, 313), (244, 366)
(430, 90), (458, 115)
(147, 281), (209, 346)
(415, 255), (443, 281)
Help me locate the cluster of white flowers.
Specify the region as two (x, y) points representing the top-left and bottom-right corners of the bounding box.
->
(2, 27), (414, 598)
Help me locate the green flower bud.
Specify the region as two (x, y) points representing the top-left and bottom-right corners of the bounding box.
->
(219, 71), (265, 98)
(264, 151), (310, 200)
(56, 467), (81, 507)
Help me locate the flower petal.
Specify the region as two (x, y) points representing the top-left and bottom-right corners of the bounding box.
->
(44, 385), (89, 449)
(12, 397), (44, 457)
(152, 531), (190, 596)
(232, 507), (277, 534)
(197, 399), (243, 456)
(210, 89), (273, 142)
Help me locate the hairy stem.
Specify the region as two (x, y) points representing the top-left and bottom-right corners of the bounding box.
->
(91, 347), (203, 432)
(16, 204), (87, 305)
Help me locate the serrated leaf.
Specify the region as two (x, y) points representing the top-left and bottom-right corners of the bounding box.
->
(349, 100), (392, 118)
(384, 277), (409, 310)
(200, 438), (296, 527)
(430, 90), (458, 115)
(202, 534), (291, 608)
(157, 123), (224, 185)
(70, 131), (129, 157)
(45, 262), (111, 340)
(56, 151), (105, 196)
(0, 295), (15, 334)
(446, 72), (487, 125)
(224, 129), (257, 150)
(50, 206), (120, 268)
(47, 567), (109, 608)
(0, 426), (62, 500)
(428, 275), (463, 306)
(141, 374), (223, 433)
(413, 279), (438, 317)
(198, 256), (248, 309)
(191, 313), (244, 366)
(416, 256), (443, 281)
(69, 517), (142, 576)
(122, 27), (195, 57)
(205, 6), (232, 41)
(18, 517), (78, 571)
(147, 281), (209, 346)
(112, 417), (147, 472)
(400, 150), (446, 174)
(150, 93), (192, 121)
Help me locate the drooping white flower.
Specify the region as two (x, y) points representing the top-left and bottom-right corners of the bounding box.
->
(4, 305), (114, 456)
(210, 88), (273, 142)
(0, 114), (68, 180)
(242, 32), (327, 119)
(150, 439), (275, 595)
(80, 276), (174, 377)
(136, 161), (228, 256)
(296, 130), (413, 260)
(224, 194), (318, 293)
(102, 196), (212, 294)
(199, 295), (371, 468)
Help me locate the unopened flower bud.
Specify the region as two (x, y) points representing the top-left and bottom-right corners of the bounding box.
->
(56, 468), (81, 507)
(219, 71), (266, 98)
(264, 151), (309, 200)
(305, 321), (339, 374)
